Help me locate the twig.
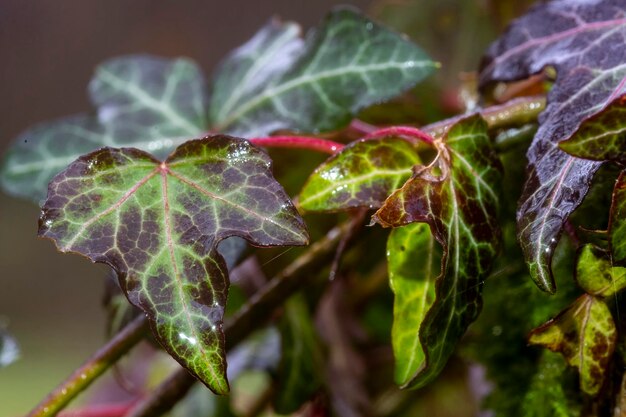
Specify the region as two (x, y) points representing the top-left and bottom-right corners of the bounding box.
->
(27, 315), (149, 417)
(423, 95), (546, 138)
(126, 221), (353, 417)
(249, 136), (344, 154)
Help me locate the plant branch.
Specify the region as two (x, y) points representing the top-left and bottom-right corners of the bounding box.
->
(364, 126), (435, 145)
(249, 136), (344, 154)
(126, 221), (354, 417)
(27, 315), (149, 417)
(423, 95), (546, 138)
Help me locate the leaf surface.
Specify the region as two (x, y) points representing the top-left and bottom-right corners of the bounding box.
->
(212, 7), (437, 136)
(38, 136), (308, 393)
(374, 115), (501, 388)
(576, 244), (626, 297)
(529, 294), (616, 396)
(299, 137), (420, 212)
(479, 0), (626, 292)
(1, 56), (208, 202)
(387, 222), (440, 387)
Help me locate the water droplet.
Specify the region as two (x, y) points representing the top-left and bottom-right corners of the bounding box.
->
(178, 332), (198, 346)
(365, 22), (373, 30)
(492, 325), (503, 336)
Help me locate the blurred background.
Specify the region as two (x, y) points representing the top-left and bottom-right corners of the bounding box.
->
(0, 1), (533, 415)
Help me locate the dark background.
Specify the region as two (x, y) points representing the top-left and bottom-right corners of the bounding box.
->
(0, 1), (533, 414)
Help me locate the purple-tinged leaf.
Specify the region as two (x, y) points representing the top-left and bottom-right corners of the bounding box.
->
(529, 294), (616, 396)
(298, 137), (421, 212)
(479, 0), (626, 292)
(38, 136), (308, 394)
(373, 115), (501, 388)
(560, 97), (626, 163)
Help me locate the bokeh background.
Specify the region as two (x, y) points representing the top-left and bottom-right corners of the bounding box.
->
(0, 1), (533, 415)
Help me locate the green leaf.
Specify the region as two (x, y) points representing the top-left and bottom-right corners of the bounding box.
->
(560, 97), (626, 163)
(208, 19), (303, 130)
(211, 7), (437, 136)
(38, 136), (308, 394)
(373, 115), (502, 388)
(273, 294), (323, 414)
(1, 56), (208, 202)
(529, 294), (617, 396)
(387, 222), (440, 387)
(521, 351), (581, 417)
(576, 244), (626, 297)
(610, 171), (626, 265)
(299, 137), (420, 212)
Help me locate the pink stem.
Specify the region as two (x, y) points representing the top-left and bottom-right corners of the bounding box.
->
(364, 126), (435, 145)
(249, 136), (344, 154)
(349, 119), (377, 134)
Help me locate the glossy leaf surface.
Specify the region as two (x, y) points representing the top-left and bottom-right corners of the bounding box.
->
(479, 0), (626, 292)
(576, 244), (626, 297)
(1, 56), (208, 202)
(38, 136), (308, 393)
(299, 137), (420, 212)
(374, 115), (501, 388)
(529, 294), (616, 396)
(387, 222), (440, 387)
(560, 97), (626, 163)
(212, 7), (437, 136)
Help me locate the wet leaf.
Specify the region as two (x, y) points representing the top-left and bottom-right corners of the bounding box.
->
(576, 244), (626, 297)
(38, 136), (308, 394)
(0, 328), (19, 368)
(560, 97), (626, 163)
(387, 222), (440, 387)
(211, 7), (437, 136)
(479, 0), (626, 292)
(529, 294), (617, 396)
(610, 172), (626, 264)
(273, 294), (323, 414)
(1, 56), (208, 202)
(374, 115), (502, 388)
(299, 137), (420, 212)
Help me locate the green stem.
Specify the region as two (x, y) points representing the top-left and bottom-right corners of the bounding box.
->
(126, 221), (353, 417)
(27, 315), (149, 417)
(423, 95), (545, 137)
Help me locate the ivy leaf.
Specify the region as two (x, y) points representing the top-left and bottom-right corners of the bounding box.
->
(479, 0), (626, 293)
(1, 56), (209, 203)
(576, 244), (626, 297)
(373, 115), (502, 388)
(211, 7), (438, 136)
(298, 137), (420, 212)
(560, 97), (626, 164)
(208, 19), (304, 130)
(528, 294), (617, 396)
(38, 136), (308, 394)
(387, 222), (440, 387)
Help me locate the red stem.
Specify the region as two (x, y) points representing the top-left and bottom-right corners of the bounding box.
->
(249, 136), (344, 154)
(364, 126), (435, 145)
